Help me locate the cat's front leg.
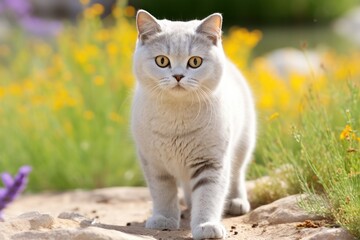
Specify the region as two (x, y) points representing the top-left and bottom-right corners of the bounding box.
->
(189, 159), (229, 240)
(142, 163), (180, 230)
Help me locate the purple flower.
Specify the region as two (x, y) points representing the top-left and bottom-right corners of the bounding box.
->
(0, 166), (32, 221)
(20, 16), (63, 36)
(0, 0), (62, 36)
(3, 0), (31, 17)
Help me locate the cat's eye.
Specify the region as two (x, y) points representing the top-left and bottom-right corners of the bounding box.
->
(155, 55), (170, 68)
(187, 56), (203, 68)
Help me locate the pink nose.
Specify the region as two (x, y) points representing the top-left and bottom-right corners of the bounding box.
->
(173, 74), (184, 82)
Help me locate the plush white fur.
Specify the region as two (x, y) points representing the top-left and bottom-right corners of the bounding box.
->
(131, 10), (256, 240)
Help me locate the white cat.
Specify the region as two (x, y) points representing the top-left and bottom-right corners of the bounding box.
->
(131, 10), (256, 240)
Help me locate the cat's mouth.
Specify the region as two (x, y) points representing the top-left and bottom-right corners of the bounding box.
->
(172, 84), (186, 91)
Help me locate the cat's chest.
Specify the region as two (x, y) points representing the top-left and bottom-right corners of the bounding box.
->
(144, 108), (211, 162)
(150, 114), (195, 136)
(132, 93), (229, 166)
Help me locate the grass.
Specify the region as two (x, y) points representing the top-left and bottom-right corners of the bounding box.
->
(0, 3), (359, 238)
(296, 84), (360, 236)
(0, 4), (144, 191)
(253, 81), (359, 236)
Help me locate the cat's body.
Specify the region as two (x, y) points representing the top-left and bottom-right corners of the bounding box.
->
(132, 10), (256, 239)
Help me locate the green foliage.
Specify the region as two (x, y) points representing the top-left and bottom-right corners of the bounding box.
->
(297, 84), (360, 237)
(129, 0), (360, 25)
(253, 81), (360, 237)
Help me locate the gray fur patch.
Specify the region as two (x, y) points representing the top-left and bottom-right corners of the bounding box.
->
(192, 178), (216, 192)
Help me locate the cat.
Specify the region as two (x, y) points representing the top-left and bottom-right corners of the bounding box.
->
(131, 10), (256, 240)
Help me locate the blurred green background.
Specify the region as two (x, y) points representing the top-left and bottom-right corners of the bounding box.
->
(129, 0), (360, 54)
(129, 0), (360, 25)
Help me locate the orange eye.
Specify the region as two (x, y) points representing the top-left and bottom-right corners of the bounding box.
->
(188, 56), (203, 68)
(155, 55), (170, 68)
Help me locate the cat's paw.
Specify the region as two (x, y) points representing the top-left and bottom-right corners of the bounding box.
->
(225, 198), (251, 215)
(192, 222), (226, 240)
(145, 215), (179, 230)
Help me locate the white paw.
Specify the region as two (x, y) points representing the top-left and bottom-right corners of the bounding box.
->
(145, 215), (179, 230)
(225, 198), (250, 215)
(192, 222), (226, 240)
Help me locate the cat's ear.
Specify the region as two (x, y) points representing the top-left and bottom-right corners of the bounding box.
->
(196, 13), (223, 45)
(136, 10), (161, 43)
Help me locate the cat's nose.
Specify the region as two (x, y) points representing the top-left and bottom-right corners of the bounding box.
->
(172, 74), (185, 82)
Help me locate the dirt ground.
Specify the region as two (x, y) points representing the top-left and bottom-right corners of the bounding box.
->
(1, 187), (355, 240)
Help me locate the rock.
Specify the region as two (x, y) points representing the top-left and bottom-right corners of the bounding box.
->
(15, 212), (54, 230)
(17, 211), (42, 219)
(302, 227), (356, 240)
(265, 48), (323, 78)
(58, 212), (88, 222)
(29, 214), (54, 229)
(247, 194), (322, 225)
(334, 7), (360, 46)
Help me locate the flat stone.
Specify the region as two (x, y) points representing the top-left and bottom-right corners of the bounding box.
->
(17, 212), (54, 228)
(29, 213), (54, 230)
(247, 194), (322, 225)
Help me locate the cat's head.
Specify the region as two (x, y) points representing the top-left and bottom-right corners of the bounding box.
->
(133, 10), (225, 99)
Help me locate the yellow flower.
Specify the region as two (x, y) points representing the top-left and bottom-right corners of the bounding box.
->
(106, 42), (118, 57)
(83, 3), (104, 18)
(0, 86), (5, 98)
(95, 29), (110, 42)
(124, 5), (135, 17)
(91, 3), (105, 16)
(258, 94), (275, 109)
(112, 7), (122, 18)
(268, 112), (280, 121)
(289, 73), (306, 94)
(340, 125), (352, 140)
(109, 112), (124, 124)
(75, 44), (99, 65)
(9, 84), (22, 96)
(52, 88), (77, 110)
(93, 76), (105, 86)
(74, 50), (87, 65)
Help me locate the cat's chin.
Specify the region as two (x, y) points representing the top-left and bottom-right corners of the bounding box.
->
(166, 85), (192, 97)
